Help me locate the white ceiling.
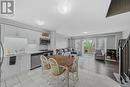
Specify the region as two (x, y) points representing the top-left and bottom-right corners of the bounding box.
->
(1, 0), (130, 36)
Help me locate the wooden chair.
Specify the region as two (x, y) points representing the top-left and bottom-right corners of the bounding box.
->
(40, 55), (52, 85)
(48, 58), (67, 87)
(40, 55), (50, 72)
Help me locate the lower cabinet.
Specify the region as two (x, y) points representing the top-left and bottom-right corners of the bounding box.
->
(1, 54), (31, 80)
(19, 54), (31, 72)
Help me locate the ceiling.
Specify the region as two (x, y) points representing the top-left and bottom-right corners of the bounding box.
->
(1, 0), (130, 36)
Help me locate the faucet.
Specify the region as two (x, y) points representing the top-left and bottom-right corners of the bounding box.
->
(15, 50), (18, 54)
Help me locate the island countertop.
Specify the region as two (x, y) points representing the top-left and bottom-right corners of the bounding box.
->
(5, 50), (53, 57)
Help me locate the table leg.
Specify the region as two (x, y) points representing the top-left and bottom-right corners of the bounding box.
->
(67, 68), (69, 87)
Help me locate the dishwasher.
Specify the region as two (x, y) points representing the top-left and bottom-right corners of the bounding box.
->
(31, 52), (43, 70)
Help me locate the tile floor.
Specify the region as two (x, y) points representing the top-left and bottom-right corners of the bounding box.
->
(1, 56), (121, 87)
(79, 55), (119, 80)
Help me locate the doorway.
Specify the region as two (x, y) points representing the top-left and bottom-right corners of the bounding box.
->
(82, 39), (96, 56)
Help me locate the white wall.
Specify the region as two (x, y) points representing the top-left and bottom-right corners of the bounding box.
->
(122, 29), (130, 39)
(56, 33), (68, 49)
(49, 31), (56, 54)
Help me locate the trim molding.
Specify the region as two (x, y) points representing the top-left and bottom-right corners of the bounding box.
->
(0, 17), (51, 32)
(71, 32), (122, 40)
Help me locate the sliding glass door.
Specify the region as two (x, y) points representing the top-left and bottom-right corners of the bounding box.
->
(82, 39), (96, 55)
(74, 38), (107, 57)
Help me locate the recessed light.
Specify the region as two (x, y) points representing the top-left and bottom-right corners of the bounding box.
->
(35, 20), (45, 25)
(58, 0), (71, 14)
(83, 32), (88, 34)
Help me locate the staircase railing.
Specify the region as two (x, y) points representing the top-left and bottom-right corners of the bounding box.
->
(121, 34), (130, 85)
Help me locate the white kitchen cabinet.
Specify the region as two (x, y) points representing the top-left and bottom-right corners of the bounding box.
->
(1, 54), (31, 80)
(1, 56), (20, 80)
(27, 30), (37, 44)
(4, 24), (41, 44)
(20, 54), (31, 72)
(1, 57), (9, 80)
(4, 25), (27, 38)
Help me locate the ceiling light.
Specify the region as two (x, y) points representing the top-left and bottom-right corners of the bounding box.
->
(83, 32), (88, 34)
(35, 20), (45, 25)
(58, 0), (71, 14)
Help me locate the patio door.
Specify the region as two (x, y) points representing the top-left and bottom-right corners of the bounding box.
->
(82, 39), (96, 55)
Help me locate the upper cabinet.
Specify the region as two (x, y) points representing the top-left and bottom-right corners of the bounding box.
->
(4, 25), (27, 38)
(3, 24), (43, 44)
(27, 30), (40, 44)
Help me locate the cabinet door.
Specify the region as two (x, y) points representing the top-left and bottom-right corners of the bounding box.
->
(1, 56), (20, 80)
(20, 54), (31, 72)
(27, 30), (40, 44)
(1, 57), (8, 80)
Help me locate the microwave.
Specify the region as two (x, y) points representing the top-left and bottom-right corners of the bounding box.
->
(40, 38), (50, 45)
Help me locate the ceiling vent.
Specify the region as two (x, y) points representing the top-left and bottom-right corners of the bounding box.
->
(106, 0), (130, 17)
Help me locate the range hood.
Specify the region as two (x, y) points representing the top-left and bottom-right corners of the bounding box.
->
(106, 0), (130, 17)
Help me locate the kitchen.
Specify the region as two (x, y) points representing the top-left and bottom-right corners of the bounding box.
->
(1, 0), (129, 86)
(0, 22), (55, 80)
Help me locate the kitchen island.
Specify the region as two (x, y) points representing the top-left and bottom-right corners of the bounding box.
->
(1, 50), (53, 80)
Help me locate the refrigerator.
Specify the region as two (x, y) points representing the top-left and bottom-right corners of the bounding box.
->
(0, 24), (4, 87)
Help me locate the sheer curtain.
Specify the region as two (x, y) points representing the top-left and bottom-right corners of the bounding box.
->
(96, 38), (107, 54)
(75, 40), (82, 55)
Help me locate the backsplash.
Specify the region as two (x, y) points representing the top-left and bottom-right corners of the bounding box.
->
(4, 37), (48, 55)
(4, 37), (28, 55)
(27, 44), (48, 52)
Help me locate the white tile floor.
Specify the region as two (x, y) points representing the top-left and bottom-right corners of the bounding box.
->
(1, 56), (121, 87)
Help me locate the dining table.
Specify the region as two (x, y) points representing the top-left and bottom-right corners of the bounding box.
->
(48, 55), (75, 87)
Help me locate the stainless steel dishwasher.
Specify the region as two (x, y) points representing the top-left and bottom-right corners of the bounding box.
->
(30, 51), (53, 70)
(31, 53), (43, 70)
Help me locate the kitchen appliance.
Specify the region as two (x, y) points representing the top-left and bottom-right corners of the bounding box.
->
(31, 52), (43, 70)
(0, 25), (4, 87)
(9, 56), (16, 65)
(40, 38), (50, 45)
(31, 50), (53, 70)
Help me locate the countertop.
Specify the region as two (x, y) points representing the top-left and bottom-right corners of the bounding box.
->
(5, 53), (29, 58)
(5, 50), (53, 57)
(27, 51), (45, 54)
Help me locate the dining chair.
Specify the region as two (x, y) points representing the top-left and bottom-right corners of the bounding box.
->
(48, 58), (67, 87)
(40, 55), (50, 72)
(40, 55), (53, 85)
(69, 56), (79, 87)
